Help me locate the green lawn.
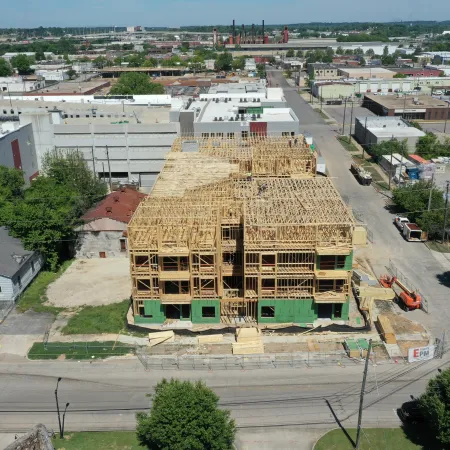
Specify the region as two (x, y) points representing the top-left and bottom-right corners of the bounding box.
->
(61, 300), (131, 335)
(53, 431), (145, 450)
(28, 341), (135, 360)
(314, 428), (429, 450)
(17, 260), (73, 315)
(337, 136), (359, 152)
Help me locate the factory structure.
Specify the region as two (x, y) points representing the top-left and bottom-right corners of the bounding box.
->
(213, 20), (289, 46)
(128, 136), (357, 327)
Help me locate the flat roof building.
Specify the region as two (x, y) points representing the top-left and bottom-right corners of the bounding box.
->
(175, 86), (300, 137)
(363, 94), (450, 121)
(339, 67), (397, 79)
(354, 116), (426, 152)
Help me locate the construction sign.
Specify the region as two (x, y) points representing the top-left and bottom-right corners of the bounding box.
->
(408, 345), (435, 363)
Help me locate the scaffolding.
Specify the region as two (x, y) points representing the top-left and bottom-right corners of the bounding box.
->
(128, 135), (354, 323)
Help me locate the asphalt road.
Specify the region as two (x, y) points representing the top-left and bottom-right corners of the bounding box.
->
(266, 68), (450, 338)
(0, 355), (449, 449)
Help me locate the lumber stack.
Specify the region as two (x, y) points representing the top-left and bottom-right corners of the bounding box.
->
(148, 330), (175, 347)
(377, 314), (397, 344)
(198, 334), (224, 344)
(358, 286), (395, 301)
(232, 327), (264, 355)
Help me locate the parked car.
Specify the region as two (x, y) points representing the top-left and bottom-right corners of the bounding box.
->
(435, 90), (443, 95)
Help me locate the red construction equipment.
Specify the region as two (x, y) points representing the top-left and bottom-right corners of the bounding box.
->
(379, 275), (421, 310)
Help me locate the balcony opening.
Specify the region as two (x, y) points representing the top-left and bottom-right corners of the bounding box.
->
(202, 306), (216, 318)
(261, 306), (275, 318)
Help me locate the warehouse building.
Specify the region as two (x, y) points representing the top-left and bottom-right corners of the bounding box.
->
(312, 76), (450, 99)
(354, 116), (426, 152)
(362, 94), (450, 121)
(339, 67), (397, 79)
(128, 136), (356, 327)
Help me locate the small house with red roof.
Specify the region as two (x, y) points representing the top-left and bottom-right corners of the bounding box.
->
(76, 187), (146, 258)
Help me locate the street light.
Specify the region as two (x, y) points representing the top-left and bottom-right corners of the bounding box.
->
(55, 377), (63, 439)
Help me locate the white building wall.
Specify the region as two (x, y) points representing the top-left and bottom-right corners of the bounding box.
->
(0, 253), (44, 302)
(0, 123), (39, 184)
(76, 231), (126, 258)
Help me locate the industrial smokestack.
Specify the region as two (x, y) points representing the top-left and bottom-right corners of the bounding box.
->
(262, 20), (265, 43)
(252, 23), (255, 44)
(233, 19), (235, 42)
(242, 24), (245, 42)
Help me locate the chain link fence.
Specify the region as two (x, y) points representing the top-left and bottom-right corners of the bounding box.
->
(136, 348), (387, 371)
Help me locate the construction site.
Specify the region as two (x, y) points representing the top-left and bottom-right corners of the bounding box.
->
(127, 135), (360, 328)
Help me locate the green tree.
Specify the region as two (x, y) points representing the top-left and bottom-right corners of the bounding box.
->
(368, 138), (409, 162)
(392, 181), (445, 236)
(0, 166), (24, 204)
(10, 54), (34, 74)
(286, 49), (295, 57)
(0, 57), (13, 76)
(393, 73), (407, 78)
(110, 72), (165, 95)
(285, 69), (292, 78)
(359, 56), (366, 66)
(416, 132), (450, 159)
(305, 69), (315, 88)
(232, 57), (245, 71)
(336, 46), (344, 55)
(66, 69), (77, 80)
(93, 56), (107, 68)
(353, 47), (364, 56)
(296, 50), (303, 58)
(365, 48), (375, 57)
(136, 379), (236, 450)
(35, 50), (46, 61)
(0, 151), (107, 270)
(214, 52), (232, 71)
(419, 368), (450, 446)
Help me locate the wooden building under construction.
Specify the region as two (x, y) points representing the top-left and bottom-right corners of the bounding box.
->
(128, 136), (355, 326)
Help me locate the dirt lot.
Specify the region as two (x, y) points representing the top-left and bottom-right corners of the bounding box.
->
(46, 259), (131, 308)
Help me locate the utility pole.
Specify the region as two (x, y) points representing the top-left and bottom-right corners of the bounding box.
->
(444, 102), (449, 134)
(106, 145), (112, 191)
(441, 181), (450, 244)
(91, 146), (96, 177)
(348, 100), (354, 144)
(362, 116), (368, 159)
(55, 377), (62, 439)
(388, 136), (395, 190)
(427, 173), (434, 211)
(320, 85), (323, 111)
(355, 339), (372, 450)
(342, 99), (347, 136)
(61, 402), (70, 438)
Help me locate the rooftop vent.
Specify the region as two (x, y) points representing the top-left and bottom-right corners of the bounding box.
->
(229, 117), (234, 121)
(214, 117), (218, 121)
(257, 113), (261, 118)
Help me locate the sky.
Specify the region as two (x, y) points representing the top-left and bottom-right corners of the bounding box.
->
(1, 0), (450, 28)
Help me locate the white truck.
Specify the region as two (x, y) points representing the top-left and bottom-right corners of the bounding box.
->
(394, 216), (410, 230)
(402, 223), (427, 242)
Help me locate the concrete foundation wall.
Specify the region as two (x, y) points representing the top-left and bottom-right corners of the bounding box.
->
(76, 231), (126, 258)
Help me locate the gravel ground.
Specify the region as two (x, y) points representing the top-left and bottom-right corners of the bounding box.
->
(46, 258), (131, 308)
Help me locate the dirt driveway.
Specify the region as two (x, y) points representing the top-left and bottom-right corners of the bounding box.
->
(46, 258), (131, 308)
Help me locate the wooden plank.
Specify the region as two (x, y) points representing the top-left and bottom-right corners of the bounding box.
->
(358, 287), (395, 300)
(377, 314), (397, 344)
(148, 331), (175, 346)
(198, 334), (224, 344)
(232, 342), (265, 355)
(236, 327), (262, 343)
